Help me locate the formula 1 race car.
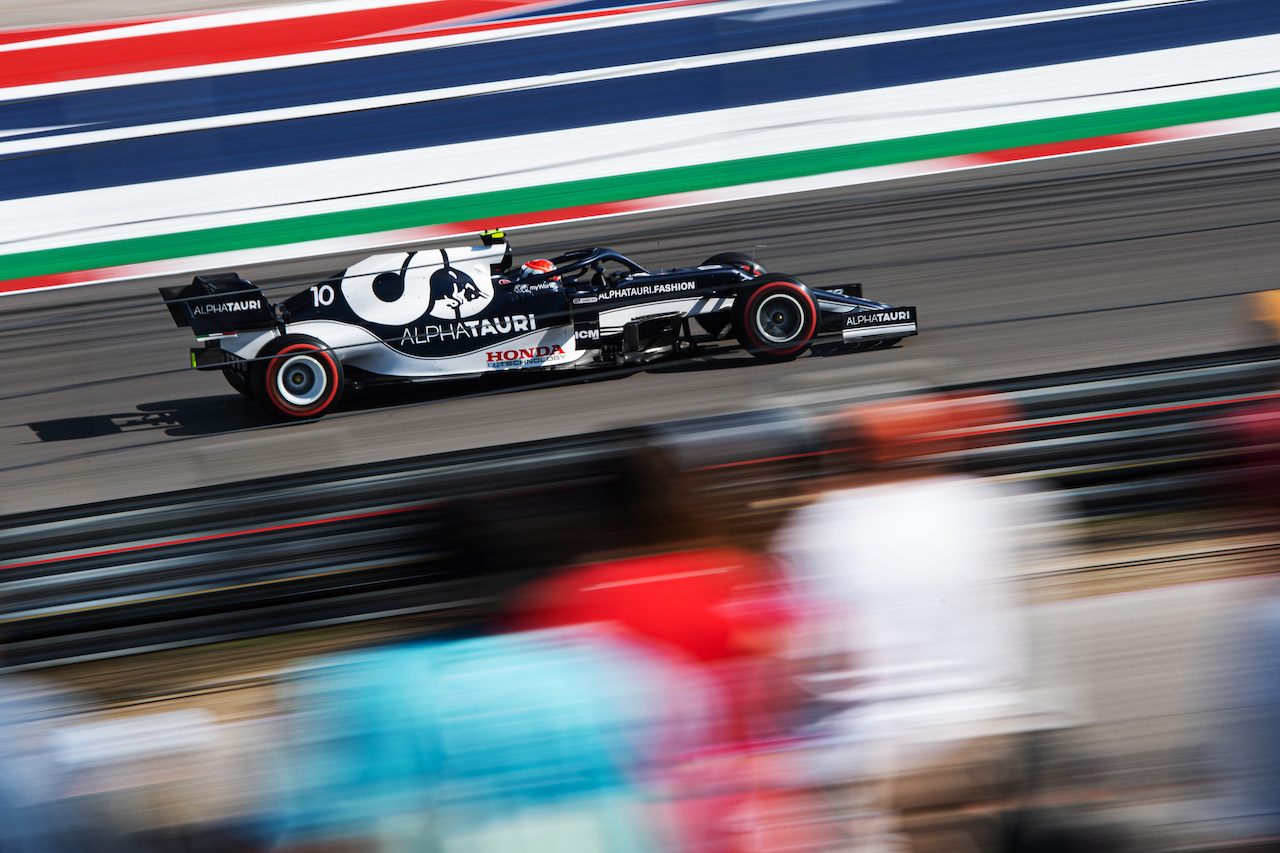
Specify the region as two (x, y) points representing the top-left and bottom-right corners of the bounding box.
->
(160, 232), (918, 420)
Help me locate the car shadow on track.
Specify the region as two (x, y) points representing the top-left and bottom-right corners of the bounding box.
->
(23, 340), (903, 443)
(23, 370), (633, 442)
(645, 352), (758, 374)
(650, 339), (903, 370)
(810, 339), (904, 358)
(27, 395), (276, 441)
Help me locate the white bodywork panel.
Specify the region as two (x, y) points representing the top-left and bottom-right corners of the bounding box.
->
(598, 295), (733, 334)
(286, 320), (587, 378)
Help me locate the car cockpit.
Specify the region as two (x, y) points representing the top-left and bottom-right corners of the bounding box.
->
(545, 249), (646, 288)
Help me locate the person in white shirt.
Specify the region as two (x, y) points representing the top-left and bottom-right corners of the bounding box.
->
(772, 393), (1056, 853)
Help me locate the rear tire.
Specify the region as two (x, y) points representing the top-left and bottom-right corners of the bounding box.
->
(251, 335), (344, 420)
(733, 277), (819, 363)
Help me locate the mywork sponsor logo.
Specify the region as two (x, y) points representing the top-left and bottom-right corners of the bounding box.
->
(485, 345), (566, 368)
(600, 281), (696, 300)
(400, 313), (536, 345)
(513, 283), (560, 294)
(190, 299), (263, 315)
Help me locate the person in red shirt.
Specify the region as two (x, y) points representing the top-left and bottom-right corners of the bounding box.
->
(507, 441), (791, 694)
(506, 441), (832, 853)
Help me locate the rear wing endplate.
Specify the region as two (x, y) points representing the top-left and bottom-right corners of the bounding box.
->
(159, 273), (276, 340)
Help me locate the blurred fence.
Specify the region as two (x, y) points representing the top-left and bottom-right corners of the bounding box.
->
(2, 345), (1278, 669)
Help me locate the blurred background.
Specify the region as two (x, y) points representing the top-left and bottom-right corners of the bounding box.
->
(3, 0), (1280, 850)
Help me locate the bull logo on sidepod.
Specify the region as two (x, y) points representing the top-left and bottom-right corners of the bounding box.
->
(428, 266), (493, 321)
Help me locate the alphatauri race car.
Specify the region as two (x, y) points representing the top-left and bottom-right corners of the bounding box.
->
(161, 232), (918, 420)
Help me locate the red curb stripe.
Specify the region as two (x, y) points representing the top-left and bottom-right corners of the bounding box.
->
(0, 0), (713, 90)
(0, 19), (175, 47)
(0, 197), (655, 295)
(961, 130), (1165, 166)
(352, 0), (708, 41)
(0, 270), (105, 294)
(1, 2), (541, 88)
(0, 503), (437, 572)
(0, 120), (1243, 297)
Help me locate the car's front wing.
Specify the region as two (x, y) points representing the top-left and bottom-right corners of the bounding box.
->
(812, 287), (919, 343)
(840, 306), (919, 342)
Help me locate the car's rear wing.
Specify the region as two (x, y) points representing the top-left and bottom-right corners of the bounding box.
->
(159, 273), (277, 340)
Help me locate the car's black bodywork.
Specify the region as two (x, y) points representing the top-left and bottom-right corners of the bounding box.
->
(161, 233), (918, 419)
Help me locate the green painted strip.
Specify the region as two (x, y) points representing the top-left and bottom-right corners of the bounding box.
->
(4, 86), (1279, 282)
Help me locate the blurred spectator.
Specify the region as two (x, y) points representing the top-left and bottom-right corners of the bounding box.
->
(1190, 402), (1280, 846)
(272, 626), (715, 853)
(1201, 595), (1280, 843)
(507, 442), (795, 737)
(505, 440), (830, 852)
(0, 675), (130, 853)
(771, 393), (1051, 853)
(267, 438), (828, 853)
(1214, 400), (1280, 520)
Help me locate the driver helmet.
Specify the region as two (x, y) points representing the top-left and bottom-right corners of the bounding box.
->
(520, 258), (558, 281)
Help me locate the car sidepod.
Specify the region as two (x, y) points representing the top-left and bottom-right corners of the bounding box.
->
(274, 244), (589, 378)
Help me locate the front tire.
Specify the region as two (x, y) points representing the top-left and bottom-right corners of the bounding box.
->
(733, 277), (819, 363)
(251, 335), (344, 420)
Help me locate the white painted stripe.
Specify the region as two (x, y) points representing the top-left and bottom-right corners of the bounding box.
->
(0, 0), (1214, 103)
(0, 0), (1225, 158)
(277, 319), (581, 375)
(0, 0), (1196, 55)
(0, 28), (902, 156)
(0, 0), (466, 53)
(5, 105), (1266, 296)
(842, 323), (917, 340)
(2, 34), (1274, 256)
(628, 110), (1280, 227)
(0, 0), (820, 101)
(600, 297), (703, 330)
(0, 124), (84, 139)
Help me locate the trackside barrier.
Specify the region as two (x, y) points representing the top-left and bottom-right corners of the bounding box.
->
(2, 346), (1279, 669)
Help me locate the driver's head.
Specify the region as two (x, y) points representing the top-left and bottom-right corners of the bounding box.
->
(520, 259), (558, 281)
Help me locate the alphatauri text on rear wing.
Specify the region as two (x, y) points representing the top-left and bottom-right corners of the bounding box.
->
(159, 273), (277, 340)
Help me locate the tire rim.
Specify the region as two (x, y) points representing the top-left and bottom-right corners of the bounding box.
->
(755, 293), (806, 344)
(275, 353), (328, 407)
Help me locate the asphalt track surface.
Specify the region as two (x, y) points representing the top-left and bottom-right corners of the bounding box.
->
(3, 128), (1280, 515)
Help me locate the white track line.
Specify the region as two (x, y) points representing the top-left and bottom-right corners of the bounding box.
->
(0, 0), (1214, 102)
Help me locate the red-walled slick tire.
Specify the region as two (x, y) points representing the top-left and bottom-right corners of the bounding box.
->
(251, 335), (344, 420)
(733, 277), (819, 363)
